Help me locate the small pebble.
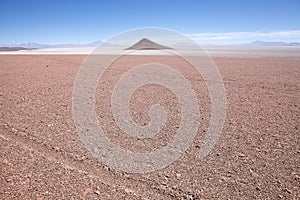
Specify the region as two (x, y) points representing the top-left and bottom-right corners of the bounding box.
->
(238, 153), (245, 157)
(125, 188), (134, 193)
(283, 188), (291, 194)
(54, 146), (60, 151)
(11, 127), (18, 132)
(5, 178), (12, 182)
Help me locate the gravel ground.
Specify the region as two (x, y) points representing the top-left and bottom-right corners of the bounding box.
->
(0, 55), (299, 199)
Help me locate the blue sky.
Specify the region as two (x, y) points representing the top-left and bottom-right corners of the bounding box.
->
(1, 0), (300, 44)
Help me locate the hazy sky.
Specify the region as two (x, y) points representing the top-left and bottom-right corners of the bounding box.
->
(1, 0), (300, 44)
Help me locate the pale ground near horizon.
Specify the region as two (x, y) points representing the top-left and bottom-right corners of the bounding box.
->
(1, 46), (300, 57)
(0, 53), (299, 199)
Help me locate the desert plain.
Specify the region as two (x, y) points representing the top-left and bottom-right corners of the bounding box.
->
(0, 49), (299, 199)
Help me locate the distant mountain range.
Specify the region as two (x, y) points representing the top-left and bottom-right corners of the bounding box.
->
(243, 40), (300, 46)
(0, 47), (36, 51)
(0, 40), (299, 49)
(0, 40), (102, 49)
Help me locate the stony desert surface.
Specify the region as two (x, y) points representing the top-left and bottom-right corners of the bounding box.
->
(0, 55), (299, 199)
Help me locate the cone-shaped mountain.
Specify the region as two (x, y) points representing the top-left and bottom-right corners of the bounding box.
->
(125, 38), (172, 50)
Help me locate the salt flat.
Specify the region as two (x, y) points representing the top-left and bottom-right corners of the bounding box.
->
(1, 46), (300, 57)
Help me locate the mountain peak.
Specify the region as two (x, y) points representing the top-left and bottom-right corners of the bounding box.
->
(126, 38), (172, 50)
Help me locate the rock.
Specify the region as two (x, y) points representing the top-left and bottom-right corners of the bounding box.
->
(5, 178), (12, 182)
(238, 153), (245, 157)
(283, 188), (291, 194)
(53, 146), (60, 151)
(125, 188), (134, 194)
(94, 190), (101, 195)
(83, 187), (93, 196)
(11, 127), (18, 132)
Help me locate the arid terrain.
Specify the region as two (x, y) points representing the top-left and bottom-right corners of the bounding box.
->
(0, 55), (299, 199)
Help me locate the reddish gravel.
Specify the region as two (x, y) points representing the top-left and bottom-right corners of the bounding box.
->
(0, 55), (299, 199)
